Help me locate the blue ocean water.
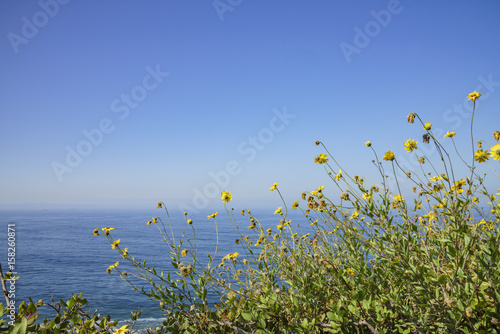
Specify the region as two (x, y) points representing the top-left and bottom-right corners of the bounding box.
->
(0, 208), (306, 331)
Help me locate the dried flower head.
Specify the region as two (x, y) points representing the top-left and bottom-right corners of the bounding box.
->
(423, 133), (430, 144)
(407, 113), (416, 123)
(340, 191), (350, 201)
(493, 131), (500, 142)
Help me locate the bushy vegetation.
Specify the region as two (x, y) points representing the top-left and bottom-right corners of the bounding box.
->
(2, 90), (500, 333)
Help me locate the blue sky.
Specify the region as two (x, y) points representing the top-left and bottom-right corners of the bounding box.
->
(1, 1), (500, 212)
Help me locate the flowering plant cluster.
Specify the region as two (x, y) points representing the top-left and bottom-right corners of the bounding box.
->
(95, 90), (499, 333)
(3, 90), (499, 333)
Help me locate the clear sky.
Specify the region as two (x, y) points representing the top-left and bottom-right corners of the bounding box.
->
(1, 1), (500, 213)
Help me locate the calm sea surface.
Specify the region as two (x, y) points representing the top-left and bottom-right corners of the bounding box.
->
(0, 209), (307, 331)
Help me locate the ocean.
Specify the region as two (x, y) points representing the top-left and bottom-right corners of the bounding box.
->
(0, 208), (305, 332)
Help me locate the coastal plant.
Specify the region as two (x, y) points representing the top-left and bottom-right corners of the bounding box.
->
(98, 90), (500, 333)
(0, 291), (137, 333)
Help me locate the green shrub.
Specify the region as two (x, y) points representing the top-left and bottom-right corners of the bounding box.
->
(99, 90), (500, 333)
(0, 292), (137, 333)
(16, 89), (498, 333)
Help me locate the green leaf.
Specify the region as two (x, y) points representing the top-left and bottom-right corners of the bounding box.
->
(347, 304), (359, 317)
(479, 282), (491, 291)
(10, 317), (27, 334)
(241, 312), (252, 321)
(469, 298), (478, 309)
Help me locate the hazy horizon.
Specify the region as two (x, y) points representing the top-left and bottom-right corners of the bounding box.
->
(2, 1), (500, 213)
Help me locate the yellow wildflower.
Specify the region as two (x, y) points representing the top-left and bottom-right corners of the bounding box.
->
(111, 239), (120, 250)
(153, 217), (158, 224)
(207, 212), (218, 219)
(393, 195), (404, 202)
(181, 249), (188, 257)
(274, 207), (283, 215)
(403, 139), (418, 152)
(365, 141), (372, 147)
(444, 131), (456, 138)
(93, 229), (99, 236)
(113, 325), (129, 334)
(450, 179), (466, 194)
(383, 151), (395, 161)
(490, 144), (500, 160)
(240, 209), (245, 215)
(292, 201), (299, 210)
(269, 182), (278, 191)
(276, 224), (284, 231)
(102, 227), (114, 235)
(122, 248), (128, 258)
(362, 192), (372, 200)
(467, 90), (481, 102)
(157, 202), (162, 208)
(474, 149), (489, 163)
(346, 268), (356, 276)
(147, 220), (152, 226)
(106, 261), (119, 274)
(314, 153), (329, 164)
(187, 219), (193, 224)
(423, 122), (432, 130)
(315, 140), (320, 146)
(220, 191), (232, 203)
(334, 169), (342, 181)
(429, 176), (443, 182)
